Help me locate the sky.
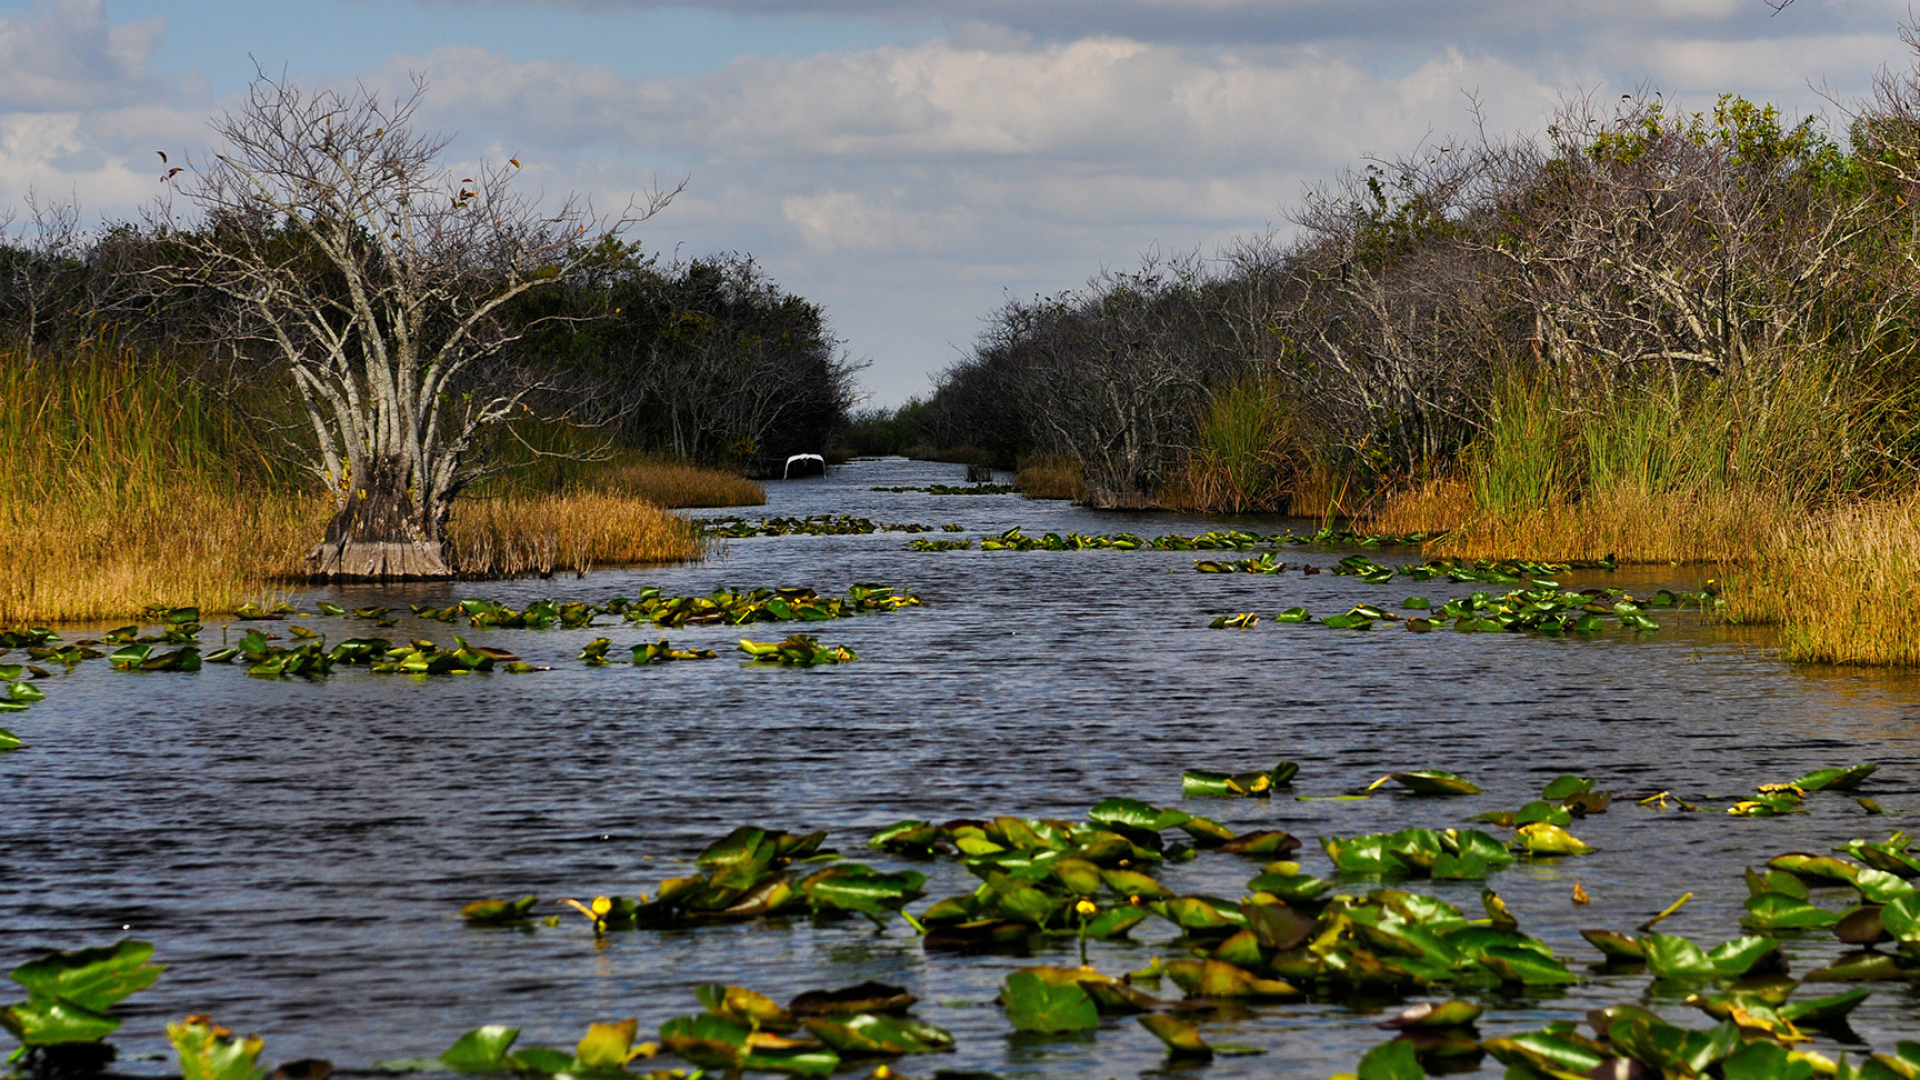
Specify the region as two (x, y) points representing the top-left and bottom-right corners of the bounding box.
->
(0, 0), (1913, 405)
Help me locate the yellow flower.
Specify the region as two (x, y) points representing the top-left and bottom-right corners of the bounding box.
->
(1075, 899), (1098, 917)
(591, 896), (613, 917)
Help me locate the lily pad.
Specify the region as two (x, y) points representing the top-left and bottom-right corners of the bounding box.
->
(1000, 970), (1098, 1034)
(1390, 771), (1480, 796)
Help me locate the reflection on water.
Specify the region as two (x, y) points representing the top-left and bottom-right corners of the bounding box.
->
(4, 456), (1920, 1077)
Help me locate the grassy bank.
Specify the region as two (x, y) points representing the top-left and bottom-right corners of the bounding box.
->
(0, 349), (748, 624)
(0, 347), (320, 623)
(1348, 369), (1915, 666)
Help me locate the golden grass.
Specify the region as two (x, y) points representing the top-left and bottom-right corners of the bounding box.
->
(0, 492), (328, 625)
(1365, 480), (1793, 564)
(1724, 495), (1920, 666)
(583, 457), (765, 509)
(1015, 455), (1088, 501)
(443, 491), (704, 578)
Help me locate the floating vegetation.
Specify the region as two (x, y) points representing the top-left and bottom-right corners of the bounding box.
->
(1182, 761), (1298, 797)
(906, 538), (973, 551)
(438, 1019), (674, 1079)
(1207, 612), (1260, 629)
(490, 825), (921, 933)
(871, 483), (1018, 495)
(167, 1015), (267, 1080)
(1381, 770), (1482, 796)
(1330, 993), (1887, 1080)
(738, 635), (858, 666)
(701, 514), (945, 537)
(621, 586), (918, 628)
(634, 639), (717, 663)
(459, 896), (540, 925)
(979, 527), (1144, 551)
(1195, 553), (1284, 574)
(1474, 775), (1612, 828)
(0, 939), (163, 1056)
(1231, 584), (1706, 637)
(1320, 827), (1518, 880)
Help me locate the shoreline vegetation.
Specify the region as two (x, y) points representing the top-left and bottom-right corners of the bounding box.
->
(0, 348), (759, 625)
(838, 55), (1920, 668)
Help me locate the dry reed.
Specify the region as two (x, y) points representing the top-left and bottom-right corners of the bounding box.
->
(0, 492), (327, 625)
(1724, 495), (1920, 666)
(1015, 455), (1088, 501)
(1365, 480), (1795, 565)
(584, 457), (765, 508)
(443, 491), (704, 578)
(0, 346), (327, 624)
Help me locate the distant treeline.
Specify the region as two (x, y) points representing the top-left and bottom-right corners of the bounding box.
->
(0, 216), (855, 478)
(877, 78), (1920, 513)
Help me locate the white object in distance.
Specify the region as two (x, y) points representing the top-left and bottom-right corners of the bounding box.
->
(784, 453), (826, 479)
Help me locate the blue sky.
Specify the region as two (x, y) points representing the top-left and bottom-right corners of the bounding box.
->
(3, 0), (1915, 404)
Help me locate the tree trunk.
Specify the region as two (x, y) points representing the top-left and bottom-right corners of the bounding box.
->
(305, 455), (453, 580)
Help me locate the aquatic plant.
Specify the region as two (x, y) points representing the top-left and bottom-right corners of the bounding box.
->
(0, 939), (163, 1058)
(1182, 761), (1298, 796)
(701, 514), (945, 538)
(870, 483), (1017, 495)
(168, 1015), (266, 1080)
(906, 538), (973, 551)
(737, 635), (857, 666)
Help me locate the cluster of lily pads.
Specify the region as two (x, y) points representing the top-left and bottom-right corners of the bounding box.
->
(700, 515), (959, 537)
(1328, 997), (1899, 1080)
(0, 940), (330, 1080)
(1323, 553), (1618, 584)
(617, 586), (918, 628)
(1208, 583), (1716, 635)
(578, 634), (858, 667)
(911, 527), (1453, 554)
(462, 826), (923, 933)
(431, 980), (948, 1079)
(870, 483), (1018, 495)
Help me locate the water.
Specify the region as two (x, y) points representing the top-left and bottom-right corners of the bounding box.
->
(6, 456), (1920, 1076)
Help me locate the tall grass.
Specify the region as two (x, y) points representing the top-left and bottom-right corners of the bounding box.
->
(472, 419), (766, 507)
(1725, 495), (1920, 666)
(0, 348), (731, 623)
(0, 345), (324, 623)
(1015, 455), (1088, 501)
(1168, 376), (1298, 514)
(444, 492), (704, 578)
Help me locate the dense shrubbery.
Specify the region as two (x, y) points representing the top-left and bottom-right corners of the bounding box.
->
(0, 223), (853, 482)
(916, 78), (1920, 513)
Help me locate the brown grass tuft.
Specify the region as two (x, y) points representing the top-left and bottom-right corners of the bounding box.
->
(1724, 495), (1920, 666)
(1016, 455), (1088, 501)
(0, 492), (328, 625)
(584, 457), (765, 508)
(443, 491), (704, 578)
(1366, 481), (1793, 565)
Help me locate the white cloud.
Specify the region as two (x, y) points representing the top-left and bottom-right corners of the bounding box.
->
(6, 0), (1920, 401)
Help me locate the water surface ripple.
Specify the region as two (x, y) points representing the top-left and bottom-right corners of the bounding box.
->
(6, 457), (1920, 1076)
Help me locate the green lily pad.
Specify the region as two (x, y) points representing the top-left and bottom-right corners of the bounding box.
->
(1792, 764), (1877, 791)
(0, 997), (121, 1046)
(440, 1025), (519, 1071)
(168, 1016), (264, 1080)
(803, 1013), (953, 1056)
(459, 896), (538, 925)
(1513, 822), (1594, 856)
(10, 939), (163, 1014)
(1001, 970), (1098, 1033)
(1356, 1037), (1423, 1080)
(1390, 771), (1480, 795)
(1541, 775), (1594, 800)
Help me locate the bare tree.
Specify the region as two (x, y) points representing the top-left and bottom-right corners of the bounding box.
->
(2, 192), (85, 360)
(153, 75), (677, 578)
